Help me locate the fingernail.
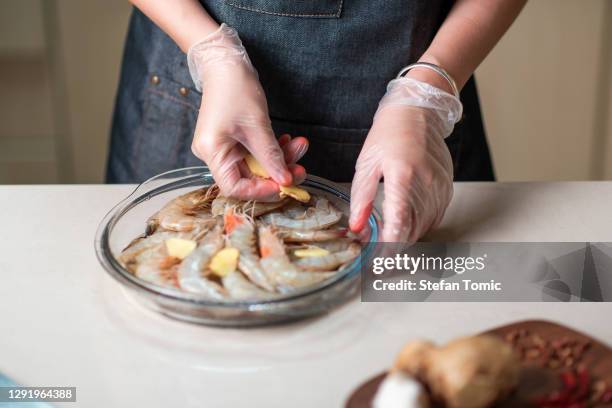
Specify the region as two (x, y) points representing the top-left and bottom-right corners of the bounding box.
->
(350, 202), (372, 229)
(275, 169), (292, 186)
(349, 211), (363, 232)
(294, 143), (307, 162)
(348, 205), (357, 224)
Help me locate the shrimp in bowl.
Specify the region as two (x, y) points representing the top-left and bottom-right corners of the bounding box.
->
(116, 184), (362, 301)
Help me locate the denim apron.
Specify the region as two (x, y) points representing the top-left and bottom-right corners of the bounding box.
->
(106, 0), (495, 183)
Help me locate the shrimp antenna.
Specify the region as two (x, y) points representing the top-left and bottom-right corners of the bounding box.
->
(244, 212), (255, 224)
(235, 200), (256, 222)
(204, 184), (220, 201)
(193, 184), (219, 212)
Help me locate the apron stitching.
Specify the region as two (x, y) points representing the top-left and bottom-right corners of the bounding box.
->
(132, 91), (154, 175)
(180, 110), (199, 167)
(148, 88), (199, 111)
(170, 117), (184, 167)
(226, 0), (342, 18)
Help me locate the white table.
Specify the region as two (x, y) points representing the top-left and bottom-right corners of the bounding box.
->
(1, 182), (611, 407)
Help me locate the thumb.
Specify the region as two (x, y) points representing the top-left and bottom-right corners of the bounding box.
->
(245, 128), (292, 186)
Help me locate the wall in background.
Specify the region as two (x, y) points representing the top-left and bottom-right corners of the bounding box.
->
(51, 0), (132, 182)
(0, 0), (610, 183)
(0, 0), (131, 184)
(476, 0), (611, 181)
(600, 1), (612, 179)
(0, 0), (57, 183)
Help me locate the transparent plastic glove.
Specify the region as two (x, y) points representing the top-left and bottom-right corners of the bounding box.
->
(278, 133), (308, 185)
(188, 24), (304, 201)
(349, 77), (463, 243)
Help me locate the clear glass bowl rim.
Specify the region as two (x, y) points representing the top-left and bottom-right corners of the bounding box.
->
(94, 166), (381, 310)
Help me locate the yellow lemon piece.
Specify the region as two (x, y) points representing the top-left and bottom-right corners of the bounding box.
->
(279, 185), (311, 203)
(209, 247), (240, 277)
(294, 246), (330, 258)
(165, 238), (197, 260)
(245, 154), (270, 178)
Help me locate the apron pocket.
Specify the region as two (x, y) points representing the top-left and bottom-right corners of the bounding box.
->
(224, 0), (343, 18)
(271, 117), (465, 182)
(133, 74), (199, 179)
(271, 117), (367, 182)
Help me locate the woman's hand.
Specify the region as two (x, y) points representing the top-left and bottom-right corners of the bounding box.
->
(189, 25), (306, 201)
(349, 77), (462, 243)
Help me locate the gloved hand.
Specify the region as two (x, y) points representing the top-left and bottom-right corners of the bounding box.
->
(188, 24), (306, 201)
(349, 77), (463, 243)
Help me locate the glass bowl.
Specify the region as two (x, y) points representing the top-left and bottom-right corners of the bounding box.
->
(95, 167), (380, 326)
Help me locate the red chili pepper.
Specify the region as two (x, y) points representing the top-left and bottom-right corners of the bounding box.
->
(573, 367), (590, 401)
(601, 388), (612, 403)
(533, 368), (595, 408)
(565, 403), (585, 408)
(561, 371), (577, 391)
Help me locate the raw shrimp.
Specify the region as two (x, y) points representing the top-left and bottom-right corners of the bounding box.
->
(222, 270), (275, 300)
(293, 243), (361, 272)
(119, 188), (362, 300)
(147, 186), (218, 233)
(133, 243), (180, 288)
(308, 238), (357, 252)
(276, 227), (348, 243)
(119, 231), (187, 272)
(212, 196), (288, 218)
(287, 238), (356, 253)
(224, 209), (275, 292)
(177, 227), (227, 299)
(258, 226), (336, 293)
(261, 196), (342, 230)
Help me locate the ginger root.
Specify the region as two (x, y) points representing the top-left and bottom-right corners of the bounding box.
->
(244, 153), (311, 203)
(209, 247), (239, 277)
(164, 238), (197, 260)
(394, 335), (519, 408)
